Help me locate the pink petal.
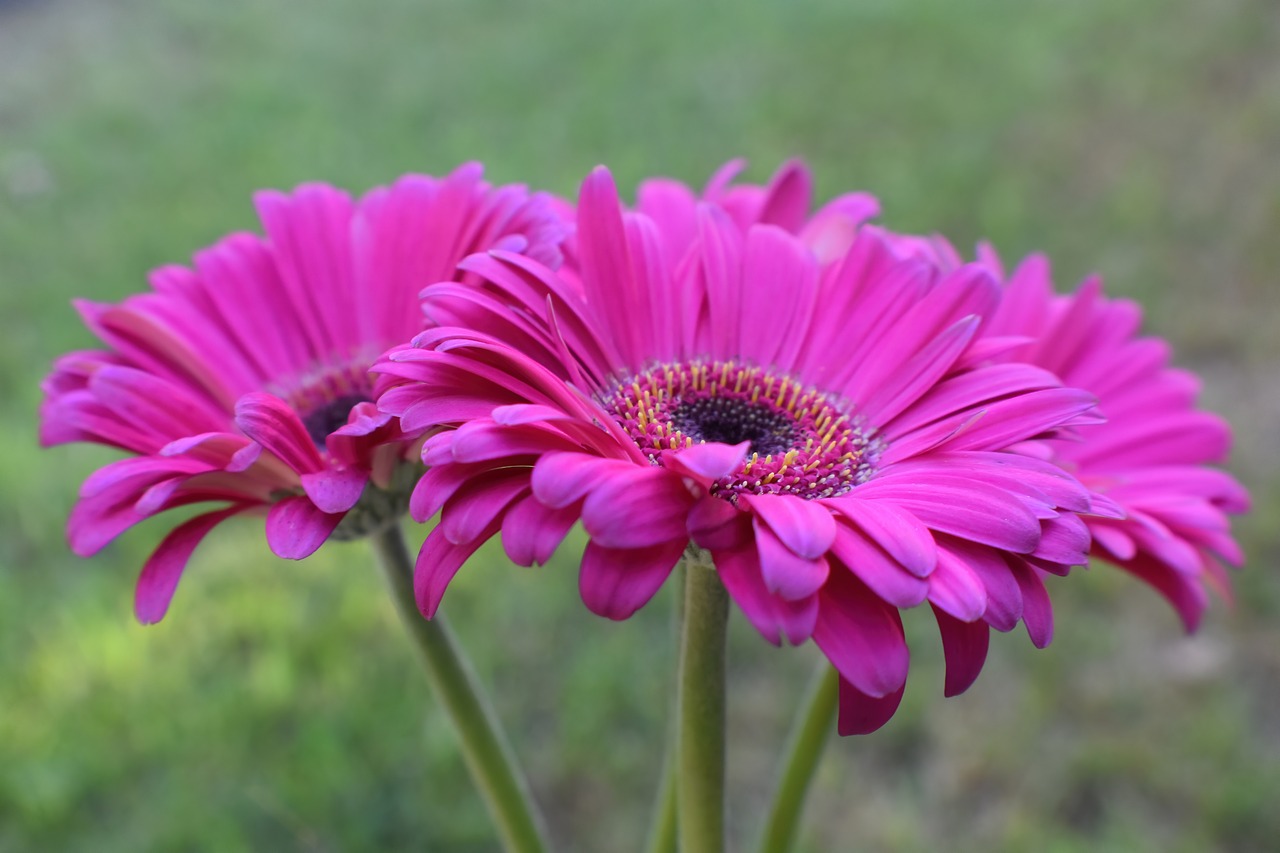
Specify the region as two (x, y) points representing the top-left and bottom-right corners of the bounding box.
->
(828, 523), (929, 608)
(754, 520), (831, 601)
(855, 474), (1041, 555)
(926, 548), (989, 622)
(713, 546), (818, 645)
(813, 568), (909, 697)
(837, 677), (906, 736)
(933, 606), (991, 697)
(825, 497), (938, 577)
(501, 495), (581, 567)
(662, 441), (750, 486)
(1009, 559), (1055, 648)
(415, 522), (498, 618)
(135, 505), (246, 624)
(687, 496), (749, 551)
(234, 392), (324, 475)
(579, 539), (685, 620)
(531, 452), (633, 509)
(441, 471), (530, 546)
(741, 493), (837, 560)
(265, 495), (344, 560)
(301, 467), (368, 514)
(580, 467), (695, 549)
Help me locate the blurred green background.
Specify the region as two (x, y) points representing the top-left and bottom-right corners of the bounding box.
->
(2, 0), (1278, 850)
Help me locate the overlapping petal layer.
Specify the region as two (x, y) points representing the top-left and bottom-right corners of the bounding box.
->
(981, 253), (1249, 629)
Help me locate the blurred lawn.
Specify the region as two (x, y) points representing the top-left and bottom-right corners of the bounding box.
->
(3, 0), (1279, 850)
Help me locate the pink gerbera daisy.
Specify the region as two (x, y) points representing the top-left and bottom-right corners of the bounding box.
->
(41, 164), (566, 623)
(376, 166), (1106, 734)
(706, 168), (1249, 632)
(979, 251), (1249, 628)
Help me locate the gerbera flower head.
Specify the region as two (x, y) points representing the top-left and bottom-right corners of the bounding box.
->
(377, 164), (1107, 735)
(974, 249), (1249, 629)
(41, 163), (567, 624)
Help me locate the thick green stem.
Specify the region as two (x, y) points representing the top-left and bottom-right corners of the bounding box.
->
(677, 557), (730, 853)
(370, 525), (550, 853)
(756, 663), (838, 853)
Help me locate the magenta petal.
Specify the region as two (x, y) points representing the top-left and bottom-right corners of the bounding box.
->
(687, 496), (748, 551)
(580, 467), (695, 549)
(501, 495), (581, 567)
(855, 475), (1041, 555)
(1032, 514), (1091, 567)
(827, 497), (938, 578)
(713, 546), (818, 645)
(531, 452), (631, 509)
(933, 605), (991, 697)
(828, 523), (929, 608)
(940, 539), (1023, 632)
(265, 495), (344, 560)
(579, 538), (685, 620)
(926, 549), (989, 621)
(662, 441), (750, 485)
(441, 472), (529, 545)
(491, 403), (579, 426)
(742, 493), (837, 560)
(135, 505), (245, 624)
(837, 677), (906, 736)
(301, 467), (368, 514)
(813, 569), (909, 697)
(234, 391), (325, 475)
(754, 519), (830, 600)
(1009, 559), (1055, 648)
(415, 522), (498, 618)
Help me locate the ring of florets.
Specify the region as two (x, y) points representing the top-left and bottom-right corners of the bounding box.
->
(600, 359), (879, 500)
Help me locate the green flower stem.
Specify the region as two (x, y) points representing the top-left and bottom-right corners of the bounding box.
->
(677, 556), (730, 853)
(643, 756), (678, 853)
(370, 524), (550, 853)
(643, 563), (686, 853)
(756, 662), (839, 853)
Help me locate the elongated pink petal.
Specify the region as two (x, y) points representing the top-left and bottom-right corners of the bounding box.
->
(837, 678), (906, 736)
(687, 497), (750, 551)
(301, 467), (368, 514)
(828, 523), (929, 608)
(580, 468), (695, 549)
(235, 392), (325, 475)
(579, 539), (685, 620)
(265, 495), (344, 559)
(742, 493), (837, 560)
(662, 441), (750, 485)
(501, 495), (581, 567)
(135, 505), (247, 624)
(813, 569), (909, 697)
(441, 471), (530, 546)
(531, 452), (633, 509)
(415, 522), (500, 618)
(825, 497), (938, 578)
(713, 546), (818, 646)
(1009, 559), (1055, 647)
(933, 606), (991, 697)
(754, 520), (830, 601)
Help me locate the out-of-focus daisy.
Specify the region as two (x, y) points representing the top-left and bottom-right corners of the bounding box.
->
(41, 164), (566, 623)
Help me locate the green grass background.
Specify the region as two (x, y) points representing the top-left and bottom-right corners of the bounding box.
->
(2, 0), (1278, 850)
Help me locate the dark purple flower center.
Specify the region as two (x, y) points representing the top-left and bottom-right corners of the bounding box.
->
(301, 393), (371, 447)
(602, 359), (878, 500)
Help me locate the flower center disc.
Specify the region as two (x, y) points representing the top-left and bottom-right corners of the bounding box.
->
(301, 393), (372, 446)
(602, 360), (877, 500)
